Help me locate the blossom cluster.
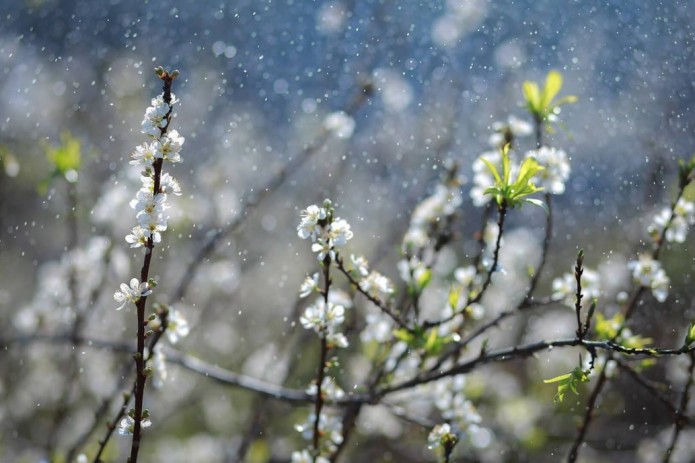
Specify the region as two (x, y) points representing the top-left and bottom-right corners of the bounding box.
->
(648, 198), (695, 243)
(628, 254), (670, 303)
(297, 200), (353, 261)
(403, 165), (463, 250)
(125, 94), (184, 249)
(299, 298), (349, 348)
(348, 254), (395, 299)
(292, 411), (344, 459)
(487, 115), (533, 149)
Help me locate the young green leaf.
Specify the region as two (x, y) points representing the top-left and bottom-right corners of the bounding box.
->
(543, 366), (590, 404)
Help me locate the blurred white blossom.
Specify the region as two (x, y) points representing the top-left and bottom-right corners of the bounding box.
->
(299, 273), (320, 298)
(648, 198), (695, 243)
(526, 146), (571, 195)
(628, 254), (670, 302)
(118, 414), (152, 436)
(323, 111), (355, 139)
(470, 150), (505, 207)
(488, 115), (533, 148)
(552, 267), (601, 307)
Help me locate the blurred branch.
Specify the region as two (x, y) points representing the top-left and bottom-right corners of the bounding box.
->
(615, 358), (691, 426)
(663, 352), (695, 462)
(164, 348), (309, 402)
(7, 332), (695, 415)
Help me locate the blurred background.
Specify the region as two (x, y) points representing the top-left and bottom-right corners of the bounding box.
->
(0, 0), (694, 462)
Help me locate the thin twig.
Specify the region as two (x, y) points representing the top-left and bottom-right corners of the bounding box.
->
(469, 201), (507, 305)
(334, 254), (406, 329)
(663, 352), (695, 462)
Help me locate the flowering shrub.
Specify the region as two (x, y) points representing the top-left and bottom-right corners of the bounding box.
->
(3, 67), (695, 463)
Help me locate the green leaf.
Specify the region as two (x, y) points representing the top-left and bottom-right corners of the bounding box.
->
(523, 81), (541, 114)
(542, 71), (563, 109)
(594, 312), (623, 340)
(481, 157), (502, 185)
(523, 71), (577, 122)
(544, 366), (590, 404)
(514, 157), (543, 188)
(542, 372), (573, 384)
(554, 95), (579, 107)
(424, 328), (444, 355)
(416, 268), (433, 291)
(523, 198), (549, 214)
(501, 143), (512, 184)
(448, 286), (460, 310)
(686, 323), (695, 346)
(393, 327), (416, 345)
(45, 131), (82, 180)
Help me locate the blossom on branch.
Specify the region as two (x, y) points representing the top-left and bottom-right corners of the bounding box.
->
(648, 198), (695, 243)
(114, 278), (152, 310)
(526, 146), (571, 195)
(628, 254), (670, 302)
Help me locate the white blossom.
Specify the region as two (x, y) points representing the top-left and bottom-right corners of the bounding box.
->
(157, 129), (185, 163)
(360, 312), (394, 344)
(428, 423), (457, 450)
(526, 146), (571, 195)
(324, 111), (355, 139)
(299, 273), (320, 298)
(628, 254), (670, 302)
(300, 299), (345, 334)
(297, 204), (327, 241)
(648, 198), (695, 243)
(311, 239), (334, 262)
(306, 376), (346, 400)
(166, 308), (190, 344)
(294, 412), (344, 451)
(159, 173), (182, 196)
(454, 265), (477, 288)
(130, 142), (158, 167)
(141, 95), (170, 137)
(404, 182), (463, 250)
(350, 254), (370, 277)
(551, 267), (601, 307)
(114, 278), (152, 310)
(488, 115), (533, 148)
(150, 345), (167, 389)
(291, 450), (329, 463)
(327, 218), (353, 247)
(125, 226), (149, 248)
(130, 189), (168, 224)
(359, 271), (395, 298)
(117, 415), (152, 436)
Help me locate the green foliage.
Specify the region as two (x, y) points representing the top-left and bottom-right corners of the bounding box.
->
(392, 325), (452, 356)
(406, 267), (432, 297)
(45, 131), (82, 178)
(482, 144), (547, 212)
(522, 70), (578, 122)
(678, 155), (695, 191)
(594, 312), (623, 340)
(685, 322), (695, 347)
(543, 363), (590, 405)
(40, 131), (82, 193)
